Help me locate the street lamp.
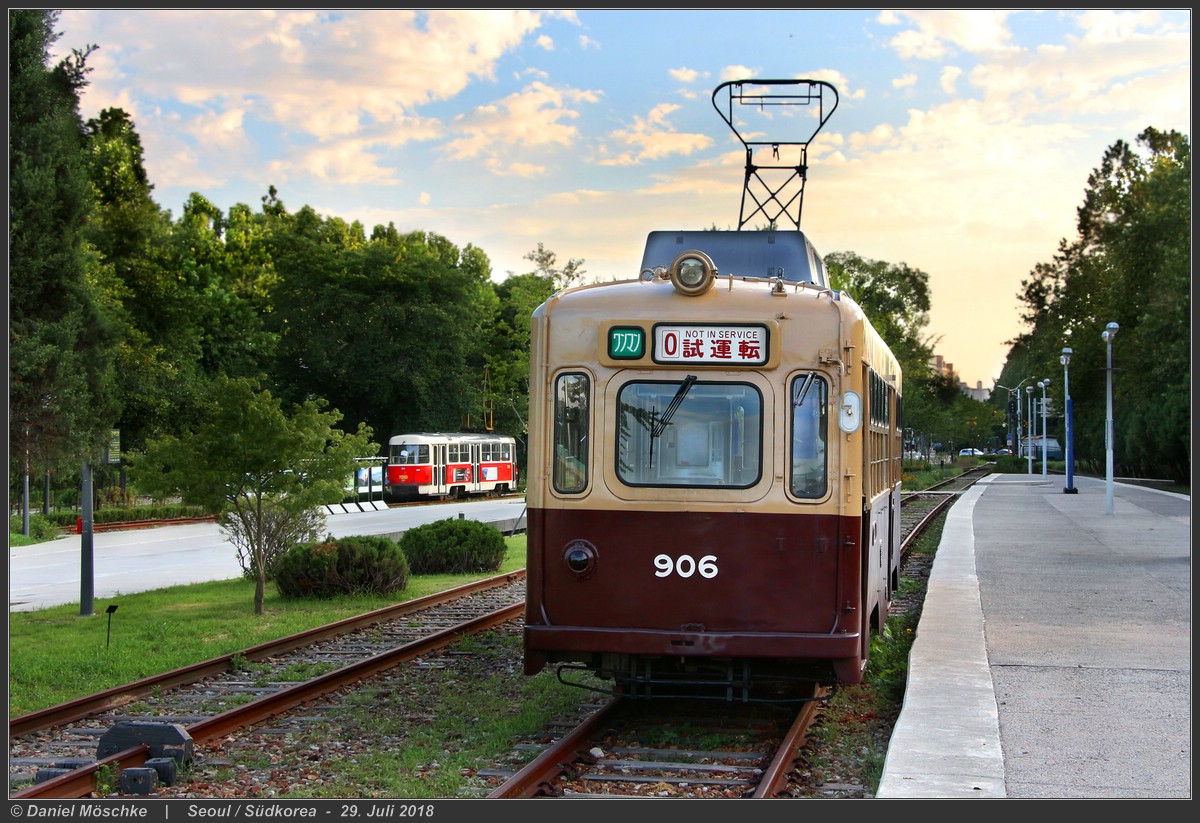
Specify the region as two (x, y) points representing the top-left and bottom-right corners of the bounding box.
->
(996, 376), (1033, 454)
(1025, 383), (1036, 474)
(1102, 322), (1119, 514)
(1061, 347), (1076, 494)
(1039, 379), (1050, 478)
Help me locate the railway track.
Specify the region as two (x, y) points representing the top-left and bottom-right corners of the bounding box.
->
(482, 690), (827, 798)
(12, 471), (985, 800)
(9, 573), (527, 799)
(479, 468), (988, 799)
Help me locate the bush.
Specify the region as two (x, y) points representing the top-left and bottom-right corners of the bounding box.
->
(273, 535), (410, 599)
(33, 504), (212, 530)
(9, 513), (63, 542)
(399, 517), (507, 575)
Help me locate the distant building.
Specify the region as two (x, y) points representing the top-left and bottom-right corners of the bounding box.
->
(959, 379), (989, 402)
(929, 354), (989, 401)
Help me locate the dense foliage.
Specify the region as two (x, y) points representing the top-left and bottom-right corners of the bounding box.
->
(399, 518), (508, 575)
(9, 10), (120, 482)
(995, 128), (1190, 482)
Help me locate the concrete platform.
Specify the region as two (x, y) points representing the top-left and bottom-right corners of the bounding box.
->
(876, 474), (1191, 799)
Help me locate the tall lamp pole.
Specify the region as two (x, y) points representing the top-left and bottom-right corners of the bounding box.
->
(1025, 384), (1035, 473)
(996, 377), (1032, 454)
(1038, 380), (1050, 478)
(1102, 322), (1119, 515)
(1061, 348), (1076, 493)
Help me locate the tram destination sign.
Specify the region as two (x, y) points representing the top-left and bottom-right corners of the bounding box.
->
(652, 323), (769, 365)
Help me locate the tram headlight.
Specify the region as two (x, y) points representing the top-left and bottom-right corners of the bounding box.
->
(668, 251), (717, 296)
(563, 539), (598, 579)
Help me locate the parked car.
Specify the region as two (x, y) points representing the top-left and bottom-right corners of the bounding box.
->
(995, 448), (1012, 456)
(959, 448), (984, 456)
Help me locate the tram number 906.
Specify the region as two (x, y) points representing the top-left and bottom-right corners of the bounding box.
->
(653, 553), (718, 579)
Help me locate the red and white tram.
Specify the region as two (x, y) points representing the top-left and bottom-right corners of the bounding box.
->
(384, 432), (518, 500)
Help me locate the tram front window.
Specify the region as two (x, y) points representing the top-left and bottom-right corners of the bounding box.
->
(616, 380), (761, 488)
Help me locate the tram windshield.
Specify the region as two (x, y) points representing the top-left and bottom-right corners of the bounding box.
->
(389, 444), (428, 465)
(616, 380), (762, 488)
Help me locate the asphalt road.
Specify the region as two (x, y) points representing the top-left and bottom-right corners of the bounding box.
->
(9, 497), (529, 613)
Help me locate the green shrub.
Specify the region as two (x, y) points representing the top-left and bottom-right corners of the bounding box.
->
(9, 513), (63, 542)
(273, 535), (409, 599)
(399, 517), (507, 575)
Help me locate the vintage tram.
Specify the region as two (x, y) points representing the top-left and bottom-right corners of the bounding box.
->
(521, 80), (903, 700)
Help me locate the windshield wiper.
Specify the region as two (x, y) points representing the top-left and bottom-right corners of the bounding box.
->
(651, 375), (698, 439)
(793, 372), (815, 408)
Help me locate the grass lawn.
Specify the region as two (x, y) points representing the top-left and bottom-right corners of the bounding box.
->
(9, 536), (529, 717)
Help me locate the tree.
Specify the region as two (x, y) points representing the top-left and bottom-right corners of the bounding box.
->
(825, 251), (934, 379)
(128, 377), (375, 614)
(267, 213), (496, 440)
(1007, 128), (1189, 481)
(9, 10), (120, 528)
(522, 242), (586, 290)
(80, 107), (188, 456)
(824, 251), (946, 453)
(486, 272), (557, 472)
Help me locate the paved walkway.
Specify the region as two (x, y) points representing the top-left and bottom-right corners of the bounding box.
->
(877, 474), (1190, 799)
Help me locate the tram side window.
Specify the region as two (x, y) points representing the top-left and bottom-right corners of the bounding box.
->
(790, 373), (829, 498)
(553, 373), (590, 493)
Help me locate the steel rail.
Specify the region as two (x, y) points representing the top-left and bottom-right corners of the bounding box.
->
(487, 699), (625, 798)
(752, 686), (827, 797)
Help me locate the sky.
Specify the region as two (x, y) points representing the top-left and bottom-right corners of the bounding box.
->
(48, 9), (1191, 390)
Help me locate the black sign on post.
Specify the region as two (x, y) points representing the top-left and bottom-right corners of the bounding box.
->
(106, 604), (119, 647)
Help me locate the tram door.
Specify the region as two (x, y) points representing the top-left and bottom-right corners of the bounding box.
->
(433, 444), (447, 495)
(470, 443), (482, 494)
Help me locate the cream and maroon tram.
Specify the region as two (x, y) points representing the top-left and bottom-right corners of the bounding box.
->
(522, 229), (903, 699)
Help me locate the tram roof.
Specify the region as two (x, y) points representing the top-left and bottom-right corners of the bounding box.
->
(640, 230), (828, 288)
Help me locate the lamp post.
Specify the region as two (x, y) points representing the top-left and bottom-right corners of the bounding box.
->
(1025, 383), (1035, 474)
(1039, 379), (1050, 478)
(1061, 348), (1076, 494)
(996, 376), (1033, 454)
(1102, 322), (1119, 515)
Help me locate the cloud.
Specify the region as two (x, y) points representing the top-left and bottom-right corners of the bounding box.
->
(267, 140), (405, 186)
(940, 66), (962, 94)
(443, 80), (602, 174)
(878, 10), (1021, 59)
(594, 103), (714, 166)
(59, 10), (548, 148)
(720, 64), (760, 82)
